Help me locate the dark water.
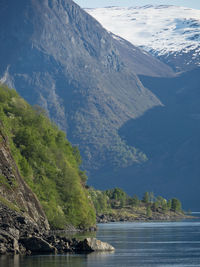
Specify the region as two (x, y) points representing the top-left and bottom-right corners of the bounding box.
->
(1, 215), (200, 267)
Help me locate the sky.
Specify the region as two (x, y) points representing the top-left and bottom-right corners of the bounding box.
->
(73, 0), (200, 9)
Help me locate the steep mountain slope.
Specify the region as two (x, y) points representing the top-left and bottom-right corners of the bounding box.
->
(118, 68), (200, 210)
(91, 68), (200, 210)
(0, 84), (95, 229)
(0, 124), (49, 231)
(87, 5), (200, 72)
(0, 0), (170, 176)
(112, 34), (174, 77)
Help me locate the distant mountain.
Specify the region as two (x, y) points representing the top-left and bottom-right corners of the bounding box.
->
(86, 5), (200, 209)
(118, 68), (200, 210)
(87, 5), (200, 72)
(0, 0), (171, 176)
(90, 67), (200, 210)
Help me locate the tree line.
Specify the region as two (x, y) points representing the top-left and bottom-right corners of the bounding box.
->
(89, 187), (182, 216)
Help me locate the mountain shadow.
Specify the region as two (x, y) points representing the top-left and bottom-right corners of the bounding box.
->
(94, 68), (200, 210)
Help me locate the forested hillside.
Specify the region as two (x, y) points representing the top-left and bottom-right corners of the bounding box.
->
(0, 84), (95, 229)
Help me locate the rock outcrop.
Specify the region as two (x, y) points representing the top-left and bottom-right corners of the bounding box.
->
(0, 229), (19, 255)
(76, 238), (115, 252)
(0, 203), (48, 254)
(0, 203), (115, 255)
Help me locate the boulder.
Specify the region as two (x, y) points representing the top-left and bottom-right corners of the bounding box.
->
(77, 238), (115, 252)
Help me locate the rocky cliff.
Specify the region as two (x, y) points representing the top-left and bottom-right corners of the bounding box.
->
(0, 125), (49, 231)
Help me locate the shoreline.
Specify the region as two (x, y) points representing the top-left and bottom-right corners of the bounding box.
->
(0, 202), (193, 256)
(0, 203), (112, 255)
(96, 210), (192, 224)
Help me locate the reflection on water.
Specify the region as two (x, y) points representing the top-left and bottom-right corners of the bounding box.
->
(0, 252), (115, 267)
(1, 218), (200, 267)
(96, 219), (200, 266)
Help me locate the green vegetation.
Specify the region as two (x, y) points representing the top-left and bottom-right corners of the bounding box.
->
(0, 84), (96, 229)
(142, 192), (149, 204)
(0, 174), (18, 189)
(171, 198), (182, 212)
(0, 196), (20, 212)
(146, 205), (152, 217)
(89, 187), (183, 219)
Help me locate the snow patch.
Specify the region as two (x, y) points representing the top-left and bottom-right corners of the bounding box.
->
(86, 5), (200, 57)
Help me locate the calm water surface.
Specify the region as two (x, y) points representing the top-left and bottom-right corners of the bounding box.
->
(1, 215), (200, 267)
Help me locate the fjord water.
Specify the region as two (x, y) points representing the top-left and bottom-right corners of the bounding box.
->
(1, 215), (200, 267)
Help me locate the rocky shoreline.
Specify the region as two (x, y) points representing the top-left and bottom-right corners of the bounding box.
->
(0, 202), (191, 255)
(0, 204), (114, 255)
(97, 211), (189, 223)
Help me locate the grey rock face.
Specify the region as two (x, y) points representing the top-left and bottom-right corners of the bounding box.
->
(0, 230), (19, 254)
(0, 0), (163, 177)
(0, 203), (45, 255)
(112, 34), (174, 77)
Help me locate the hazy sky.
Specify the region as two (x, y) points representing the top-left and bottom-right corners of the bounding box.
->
(73, 0), (200, 9)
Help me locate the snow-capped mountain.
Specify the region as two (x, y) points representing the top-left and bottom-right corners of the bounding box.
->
(86, 5), (200, 72)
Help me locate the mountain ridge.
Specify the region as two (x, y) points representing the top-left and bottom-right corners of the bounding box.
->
(0, 0), (168, 176)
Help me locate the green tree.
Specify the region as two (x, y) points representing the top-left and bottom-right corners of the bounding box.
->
(171, 198), (182, 212)
(156, 196), (167, 210)
(167, 199), (172, 210)
(131, 194), (140, 207)
(106, 188), (127, 208)
(152, 201), (159, 212)
(142, 192), (149, 204)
